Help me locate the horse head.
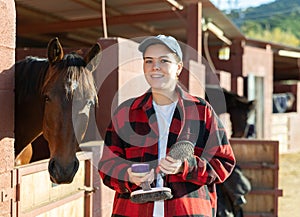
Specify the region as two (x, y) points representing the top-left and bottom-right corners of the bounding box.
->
(205, 86), (256, 138)
(42, 38), (101, 184)
(226, 94), (256, 138)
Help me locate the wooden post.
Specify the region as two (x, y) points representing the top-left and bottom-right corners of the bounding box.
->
(184, 3), (206, 98)
(186, 3), (202, 60)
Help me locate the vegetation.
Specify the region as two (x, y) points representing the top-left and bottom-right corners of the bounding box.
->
(226, 0), (300, 47)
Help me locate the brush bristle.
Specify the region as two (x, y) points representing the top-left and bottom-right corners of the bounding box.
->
(130, 188), (173, 203)
(168, 140), (194, 161)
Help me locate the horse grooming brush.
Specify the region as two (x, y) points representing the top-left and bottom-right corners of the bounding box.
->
(130, 141), (195, 204)
(157, 140), (195, 178)
(130, 163), (173, 204)
(130, 187), (173, 204)
(167, 140), (194, 161)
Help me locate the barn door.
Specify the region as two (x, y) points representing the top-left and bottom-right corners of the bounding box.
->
(14, 152), (93, 217)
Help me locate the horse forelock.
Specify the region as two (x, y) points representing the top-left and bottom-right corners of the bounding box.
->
(66, 54), (97, 103)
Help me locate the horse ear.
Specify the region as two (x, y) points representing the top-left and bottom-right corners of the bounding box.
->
(248, 100), (256, 111)
(84, 43), (102, 73)
(47, 37), (64, 64)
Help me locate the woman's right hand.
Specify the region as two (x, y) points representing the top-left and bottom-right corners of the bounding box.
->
(127, 168), (154, 187)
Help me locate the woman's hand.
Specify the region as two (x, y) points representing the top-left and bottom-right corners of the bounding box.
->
(158, 156), (183, 175)
(127, 168), (154, 187)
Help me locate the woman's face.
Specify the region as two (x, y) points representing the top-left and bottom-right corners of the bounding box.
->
(143, 44), (182, 92)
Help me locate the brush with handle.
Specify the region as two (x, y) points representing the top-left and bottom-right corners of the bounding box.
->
(130, 163), (173, 203)
(130, 140), (195, 203)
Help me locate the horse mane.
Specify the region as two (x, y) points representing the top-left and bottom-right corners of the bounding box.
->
(15, 56), (49, 104)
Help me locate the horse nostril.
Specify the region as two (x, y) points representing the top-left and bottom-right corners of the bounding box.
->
(49, 158), (55, 171)
(48, 158), (59, 183)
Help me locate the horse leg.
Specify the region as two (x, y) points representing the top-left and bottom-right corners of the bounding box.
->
(30, 135), (50, 162)
(15, 135), (50, 165)
(15, 144), (33, 166)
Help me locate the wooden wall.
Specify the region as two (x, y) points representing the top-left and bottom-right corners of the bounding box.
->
(230, 138), (282, 217)
(14, 152), (93, 217)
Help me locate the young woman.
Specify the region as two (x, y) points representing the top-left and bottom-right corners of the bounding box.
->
(98, 35), (236, 217)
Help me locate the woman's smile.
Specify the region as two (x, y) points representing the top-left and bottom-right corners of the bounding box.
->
(150, 73), (164, 78)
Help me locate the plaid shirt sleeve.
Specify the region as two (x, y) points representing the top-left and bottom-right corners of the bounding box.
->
(166, 95), (235, 190)
(180, 101), (236, 185)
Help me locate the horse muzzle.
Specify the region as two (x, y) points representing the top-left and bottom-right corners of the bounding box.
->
(48, 157), (79, 184)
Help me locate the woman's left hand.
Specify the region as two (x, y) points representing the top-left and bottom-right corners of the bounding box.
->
(158, 156), (183, 175)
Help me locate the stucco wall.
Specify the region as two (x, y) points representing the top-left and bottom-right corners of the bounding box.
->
(0, 1), (15, 216)
(0, 0), (15, 139)
(243, 45), (273, 139)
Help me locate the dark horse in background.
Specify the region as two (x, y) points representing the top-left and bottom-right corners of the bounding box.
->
(205, 85), (255, 217)
(15, 38), (101, 184)
(205, 85), (256, 138)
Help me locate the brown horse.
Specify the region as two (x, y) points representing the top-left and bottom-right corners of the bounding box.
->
(205, 85), (256, 138)
(15, 38), (101, 184)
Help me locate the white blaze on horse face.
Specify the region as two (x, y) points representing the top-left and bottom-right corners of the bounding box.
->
(73, 102), (91, 142)
(66, 79), (79, 95)
(71, 83), (95, 143)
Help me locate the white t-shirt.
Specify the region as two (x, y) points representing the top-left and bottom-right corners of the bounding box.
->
(152, 100), (177, 217)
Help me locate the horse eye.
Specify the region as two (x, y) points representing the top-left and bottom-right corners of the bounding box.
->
(44, 95), (50, 102)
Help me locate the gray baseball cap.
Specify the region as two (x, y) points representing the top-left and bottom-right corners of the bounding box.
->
(138, 35), (183, 61)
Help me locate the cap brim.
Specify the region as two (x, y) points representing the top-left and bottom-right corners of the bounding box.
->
(138, 37), (166, 53)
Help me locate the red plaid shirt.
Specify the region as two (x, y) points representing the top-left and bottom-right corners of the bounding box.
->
(98, 86), (236, 217)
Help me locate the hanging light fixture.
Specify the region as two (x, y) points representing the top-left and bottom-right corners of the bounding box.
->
(206, 22), (232, 45)
(278, 50), (300, 58)
(166, 0), (184, 10)
(202, 19), (232, 46)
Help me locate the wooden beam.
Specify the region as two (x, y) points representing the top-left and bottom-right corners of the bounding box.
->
(72, 0), (101, 11)
(186, 3), (202, 60)
(17, 10), (187, 35)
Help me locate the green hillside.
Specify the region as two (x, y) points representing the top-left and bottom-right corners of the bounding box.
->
(225, 0), (300, 47)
